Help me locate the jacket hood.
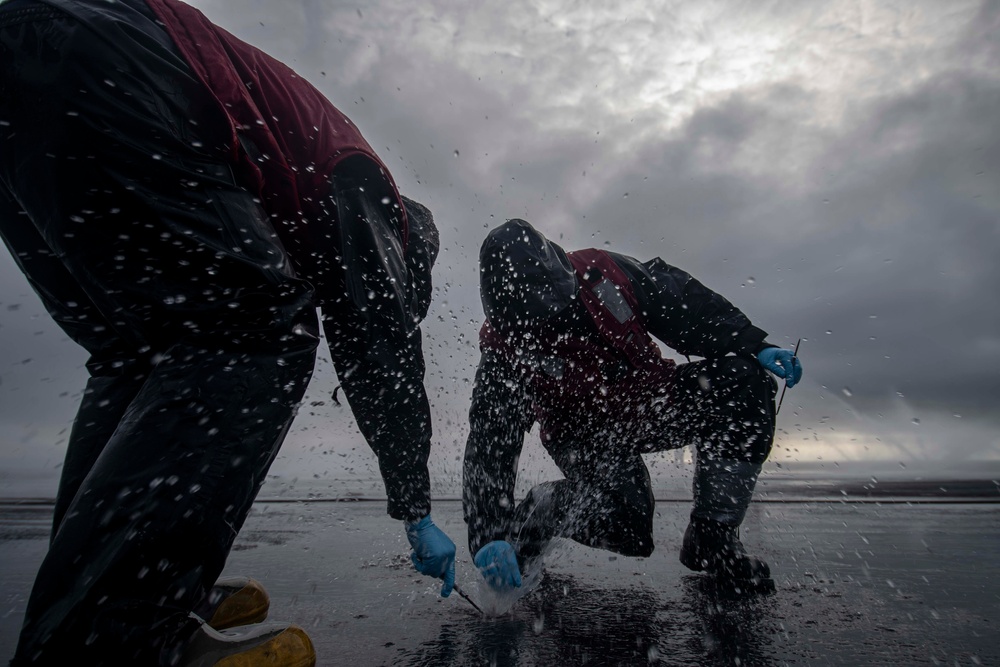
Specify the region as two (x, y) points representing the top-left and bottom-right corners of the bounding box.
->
(479, 219), (576, 328)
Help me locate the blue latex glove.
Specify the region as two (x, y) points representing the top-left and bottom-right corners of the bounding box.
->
(405, 515), (456, 597)
(757, 347), (803, 388)
(474, 540), (522, 593)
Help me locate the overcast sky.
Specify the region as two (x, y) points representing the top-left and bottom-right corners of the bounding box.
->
(1, 0), (998, 496)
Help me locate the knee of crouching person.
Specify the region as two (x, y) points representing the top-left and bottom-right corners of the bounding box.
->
(719, 356), (758, 379)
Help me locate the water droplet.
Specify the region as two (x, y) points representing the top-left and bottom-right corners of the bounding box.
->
(911, 418), (920, 425)
(532, 615), (544, 634)
(453, 149), (460, 157)
(842, 387), (853, 397)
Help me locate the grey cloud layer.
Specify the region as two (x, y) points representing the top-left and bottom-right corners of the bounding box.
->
(1, 0), (997, 471)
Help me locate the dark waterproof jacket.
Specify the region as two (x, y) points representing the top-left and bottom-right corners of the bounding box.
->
(144, 0), (402, 232)
(464, 247), (768, 554)
(32, 0), (437, 519)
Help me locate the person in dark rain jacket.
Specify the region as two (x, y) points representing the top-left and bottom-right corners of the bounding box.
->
(0, 0), (455, 664)
(463, 219), (802, 596)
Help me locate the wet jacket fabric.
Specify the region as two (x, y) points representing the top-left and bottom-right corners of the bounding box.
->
(143, 0), (405, 242)
(480, 248), (679, 443)
(0, 0), (435, 663)
(464, 243), (770, 555)
(33, 0), (412, 279)
(21, 0), (436, 519)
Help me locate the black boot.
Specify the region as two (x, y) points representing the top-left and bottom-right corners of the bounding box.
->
(680, 516), (770, 581)
(681, 458), (773, 588)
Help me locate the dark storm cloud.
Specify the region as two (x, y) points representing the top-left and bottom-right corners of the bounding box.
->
(1, 0), (997, 477)
(534, 32), (1000, 426)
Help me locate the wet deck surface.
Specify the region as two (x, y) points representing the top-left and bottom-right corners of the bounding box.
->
(1, 500), (997, 665)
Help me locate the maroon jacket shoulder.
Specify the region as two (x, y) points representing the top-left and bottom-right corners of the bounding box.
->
(145, 0), (404, 231)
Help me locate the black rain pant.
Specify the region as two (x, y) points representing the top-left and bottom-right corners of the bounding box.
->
(1, 2), (319, 664)
(511, 357), (777, 560)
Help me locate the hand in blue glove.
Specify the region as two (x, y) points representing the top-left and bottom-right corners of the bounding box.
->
(405, 515), (456, 597)
(757, 347), (803, 388)
(474, 540), (522, 593)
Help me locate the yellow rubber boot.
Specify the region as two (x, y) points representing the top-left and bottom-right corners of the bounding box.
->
(201, 577), (270, 630)
(181, 620), (316, 667)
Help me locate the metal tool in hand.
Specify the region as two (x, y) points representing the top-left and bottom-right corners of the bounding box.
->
(453, 583), (483, 614)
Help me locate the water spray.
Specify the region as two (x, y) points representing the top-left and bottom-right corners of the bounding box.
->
(453, 583), (484, 614)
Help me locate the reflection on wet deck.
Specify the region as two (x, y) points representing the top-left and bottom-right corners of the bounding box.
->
(1, 501), (996, 665)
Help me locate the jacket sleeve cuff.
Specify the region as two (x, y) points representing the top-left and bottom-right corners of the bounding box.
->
(382, 463), (431, 522)
(733, 324), (769, 357)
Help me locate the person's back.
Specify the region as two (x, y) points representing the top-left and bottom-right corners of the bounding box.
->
(0, 1), (455, 664)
